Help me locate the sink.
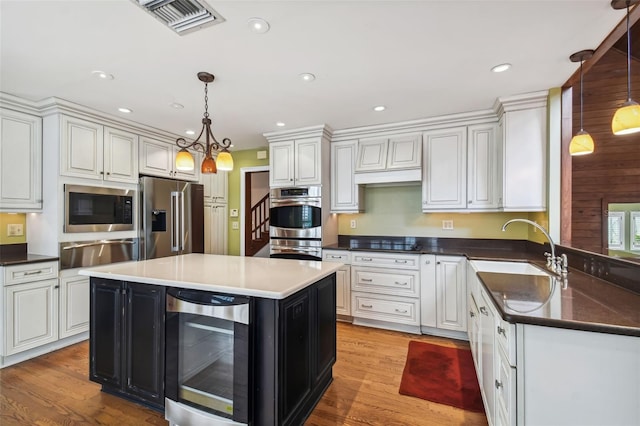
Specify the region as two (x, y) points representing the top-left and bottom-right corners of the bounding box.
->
(471, 260), (549, 276)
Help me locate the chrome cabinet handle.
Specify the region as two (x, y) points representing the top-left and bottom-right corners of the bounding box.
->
(497, 326), (506, 336)
(395, 259), (407, 264)
(395, 308), (408, 313)
(425, 260), (431, 264)
(361, 304), (373, 308)
(479, 306), (488, 316)
(495, 380), (503, 389)
(469, 310), (475, 318)
(330, 255), (342, 259)
(23, 270), (43, 275)
(394, 281), (408, 286)
(361, 257), (373, 261)
(361, 278), (373, 282)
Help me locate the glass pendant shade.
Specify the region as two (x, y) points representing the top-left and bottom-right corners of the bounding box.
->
(201, 154), (217, 174)
(569, 130), (595, 156)
(215, 151), (234, 171)
(612, 100), (640, 135)
(175, 148), (195, 171)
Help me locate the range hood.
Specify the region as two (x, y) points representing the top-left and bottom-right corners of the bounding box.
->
(354, 134), (422, 185)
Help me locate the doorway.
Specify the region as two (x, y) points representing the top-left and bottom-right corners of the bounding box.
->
(240, 166), (270, 257)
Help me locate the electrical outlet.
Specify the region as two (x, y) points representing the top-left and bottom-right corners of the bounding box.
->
(7, 223), (23, 236)
(442, 220), (454, 230)
(232, 221), (239, 230)
(350, 219), (357, 229)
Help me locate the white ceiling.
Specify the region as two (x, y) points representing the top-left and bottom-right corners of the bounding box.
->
(0, 0), (626, 150)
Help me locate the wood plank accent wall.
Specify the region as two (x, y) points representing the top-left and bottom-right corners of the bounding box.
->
(570, 48), (640, 253)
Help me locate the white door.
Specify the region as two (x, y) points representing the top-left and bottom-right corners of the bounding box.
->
(387, 134), (422, 170)
(422, 127), (467, 210)
(0, 109), (42, 210)
(468, 123), (498, 210)
(59, 275), (90, 339)
(294, 138), (321, 186)
(104, 126), (139, 184)
(4, 279), (59, 356)
(435, 255), (467, 331)
(335, 265), (351, 316)
(139, 137), (173, 178)
(205, 204), (228, 255)
(355, 137), (388, 172)
(269, 141), (295, 187)
(60, 115), (104, 180)
(330, 140), (361, 212)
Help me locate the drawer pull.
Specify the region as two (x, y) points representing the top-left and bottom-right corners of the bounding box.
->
(497, 326), (506, 336)
(395, 308), (408, 314)
(495, 380), (503, 390)
(394, 281), (408, 286)
(395, 259), (407, 264)
(361, 278), (373, 282)
(361, 257), (373, 262)
(330, 255), (342, 259)
(23, 270), (43, 276)
(479, 306), (488, 316)
(361, 304), (373, 308)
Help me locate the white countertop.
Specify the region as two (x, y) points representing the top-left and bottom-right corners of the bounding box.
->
(78, 253), (342, 299)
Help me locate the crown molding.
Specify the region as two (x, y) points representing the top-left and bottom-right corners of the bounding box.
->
(263, 124), (333, 143)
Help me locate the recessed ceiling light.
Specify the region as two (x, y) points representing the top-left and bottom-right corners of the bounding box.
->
(118, 107), (132, 114)
(170, 102), (184, 109)
(91, 70), (114, 80)
(185, 130), (196, 136)
(276, 122), (286, 127)
(491, 63), (512, 73)
(299, 73), (315, 82)
(248, 17), (270, 34)
(373, 105), (386, 112)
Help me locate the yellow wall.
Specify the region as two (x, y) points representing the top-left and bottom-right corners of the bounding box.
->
(337, 185), (543, 240)
(227, 148), (270, 256)
(0, 213), (27, 244)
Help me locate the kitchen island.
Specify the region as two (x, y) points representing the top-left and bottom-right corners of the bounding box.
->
(80, 254), (341, 426)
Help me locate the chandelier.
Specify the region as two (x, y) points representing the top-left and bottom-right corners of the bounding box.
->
(175, 72), (233, 174)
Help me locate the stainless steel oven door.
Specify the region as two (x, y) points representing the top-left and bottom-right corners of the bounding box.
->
(165, 288), (251, 425)
(270, 238), (322, 260)
(269, 191), (322, 239)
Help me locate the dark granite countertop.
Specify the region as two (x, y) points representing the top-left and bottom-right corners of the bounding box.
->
(0, 253), (59, 266)
(324, 236), (640, 337)
(477, 271), (640, 337)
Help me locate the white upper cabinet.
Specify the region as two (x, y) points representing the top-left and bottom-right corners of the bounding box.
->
(60, 116), (138, 184)
(202, 168), (228, 204)
(355, 137), (387, 172)
(330, 140), (363, 213)
(467, 123), (499, 210)
(422, 126), (467, 210)
(139, 137), (200, 182)
(353, 133), (422, 184)
(0, 108), (42, 211)
(497, 91), (547, 211)
(269, 137), (321, 187)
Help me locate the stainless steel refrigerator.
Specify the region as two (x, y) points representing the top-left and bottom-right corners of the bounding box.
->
(140, 176), (204, 260)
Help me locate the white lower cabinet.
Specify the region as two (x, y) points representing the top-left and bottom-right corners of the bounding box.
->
(4, 278), (59, 356)
(421, 255), (467, 337)
(322, 250), (351, 317)
(58, 274), (90, 339)
(204, 204), (228, 255)
(479, 286), (497, 426)
(351, 251), (421, 333)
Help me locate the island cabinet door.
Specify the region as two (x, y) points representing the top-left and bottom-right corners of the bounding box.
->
(123, 282), (165, 407)
(279, 288), (312, 423)
(312, 274), (337, 383)
(90, 278), (124, 388)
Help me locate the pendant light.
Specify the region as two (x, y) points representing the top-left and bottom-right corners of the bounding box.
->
(611, 0), (640, 135)
(175, 72), (234, 174)
(569, 49), (595, 156)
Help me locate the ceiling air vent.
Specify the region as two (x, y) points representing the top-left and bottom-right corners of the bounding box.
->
(133, 0), (225, 35)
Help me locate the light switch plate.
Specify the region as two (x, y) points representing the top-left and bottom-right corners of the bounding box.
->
(230, 209), (239, 217)
(7, 223), (24, 236)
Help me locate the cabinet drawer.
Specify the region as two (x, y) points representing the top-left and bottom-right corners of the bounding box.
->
(352, 252), (419, 270)
(352, 267), (419, 297)
(322, 250), (351, 263)
(495, 346), (516, 426)
(496, 315), (516, 366)
(351, 292), (419, 325)
(3, 261), (58, 286)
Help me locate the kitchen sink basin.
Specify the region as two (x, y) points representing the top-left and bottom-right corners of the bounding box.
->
(470, 260), (550, 276)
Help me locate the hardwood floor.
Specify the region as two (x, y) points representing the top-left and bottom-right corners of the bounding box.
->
(0, 322), (488, 426)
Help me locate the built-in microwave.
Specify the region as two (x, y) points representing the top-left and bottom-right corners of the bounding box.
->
(64, 184), (134, 233)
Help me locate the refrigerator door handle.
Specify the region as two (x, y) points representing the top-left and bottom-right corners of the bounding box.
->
(171, 191), (180, 252)
(179, 191), (185, 252)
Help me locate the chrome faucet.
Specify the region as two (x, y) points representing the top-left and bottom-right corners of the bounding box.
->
(501, 219), (567, 275)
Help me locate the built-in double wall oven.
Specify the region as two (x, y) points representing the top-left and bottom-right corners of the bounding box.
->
(165, 287), (252, 425)
(269, 186), (322, 260)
